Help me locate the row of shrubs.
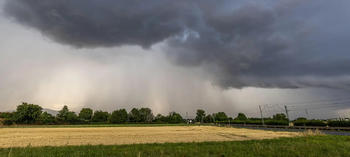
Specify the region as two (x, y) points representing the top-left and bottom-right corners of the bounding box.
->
(294, 120), (350, 127)
(218, 119), (350, 127)
(327, 121), (350, 127)
(293, 118), (350, 127)
(293, 120), (326, 127)
(218, 120), (289, 126)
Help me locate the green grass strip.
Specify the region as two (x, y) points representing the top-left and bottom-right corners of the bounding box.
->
(1, 136), (349, 157)
(0, 123), (205, 128)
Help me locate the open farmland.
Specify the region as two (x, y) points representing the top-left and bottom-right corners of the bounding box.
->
(1, 136), (349, 157)
(0, 126), (299, 148)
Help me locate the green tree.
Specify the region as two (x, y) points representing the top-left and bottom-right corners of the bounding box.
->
(154, 114), (167, 123)
(66, 112), (79, 123)
(57, 105), (69, 122)
(57, 105), (79, 124)
(109, 109), (128, 124)
(195, 109), (206, 123)
(79, 108), (93, 121)
(13, 102), (42, 124)
(139, 108), (154, 123)
(2, 119), (14, 125)
(39, 112), (56, 124)
(167, 112), (184, 123)
(273, 113), (288, 121)
(213, 112), (228, 122)
(204, 114), (213, 123)
(0, 112), (13, 119)
(92, 110), (110, 122)
(235, 113), (248, 121)
(295, 117), (307, 121)
(129, 108), (141, 122)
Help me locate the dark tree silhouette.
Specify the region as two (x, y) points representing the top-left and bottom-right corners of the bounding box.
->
(79, 108), (93, 121)
(195, 109), (206, 123)
(13, 102), (42, 124)
(110, 109), (128, 124)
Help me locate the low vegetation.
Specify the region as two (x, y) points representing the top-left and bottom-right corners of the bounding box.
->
(293, 118), (327, 127)
(328, 120), (350, 127)
(0, 136), (348, 157)
(1, 103), (349, 127)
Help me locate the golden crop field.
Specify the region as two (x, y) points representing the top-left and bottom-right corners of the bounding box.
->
(0, 126), (300, 148)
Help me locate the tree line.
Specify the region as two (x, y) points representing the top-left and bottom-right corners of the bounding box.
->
(0, 103), (185, 125)
(0, 102), (288, 126)
(193, 109), (289, 124)
(1, 102), (345, 127)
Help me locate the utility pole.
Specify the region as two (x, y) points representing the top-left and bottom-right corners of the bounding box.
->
(259, 105), (265, 126)
(186, 112), (189, 125)
(285, 105), (290, 125)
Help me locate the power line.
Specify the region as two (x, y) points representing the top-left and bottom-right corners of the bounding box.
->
(284, 97), (350, 106)
(289, 103), (350, 111)
(254, 97), (350, 120)
(289, 100), (350, 108)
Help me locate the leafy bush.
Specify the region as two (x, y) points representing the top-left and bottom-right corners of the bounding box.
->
(327, 120), (350, 127)
(294, 120), (326, 127)
(231, 120), (246, 124)
(293, 120), (308, 126)
(295, 117), (307, 121)
(229, 120), (262, 125)
(245, 120), (263, 125)
(264, 120), (289, 126)
(220, 120), (263, 125)
(230, 120), (288, 125)
(309, 120), (327, 127)
(272, 113), (288, 121)
(0, 112), (13, 119)
(3, 119), (14, 125)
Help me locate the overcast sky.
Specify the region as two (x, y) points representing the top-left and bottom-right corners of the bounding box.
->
(0, 0), (350, 119)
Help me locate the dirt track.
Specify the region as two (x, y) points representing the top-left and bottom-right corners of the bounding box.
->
(0, 126), (300, 148)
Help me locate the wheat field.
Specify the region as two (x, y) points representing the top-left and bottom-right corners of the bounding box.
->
(0, 126), (300, 148)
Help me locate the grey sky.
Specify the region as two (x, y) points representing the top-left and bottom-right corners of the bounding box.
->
(0, 0), (349, 119)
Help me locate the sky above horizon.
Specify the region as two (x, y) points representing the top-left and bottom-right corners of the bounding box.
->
(0, 0), (350, 119)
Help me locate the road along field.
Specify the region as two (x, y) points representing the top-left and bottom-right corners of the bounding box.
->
(0, 126), (300, 148)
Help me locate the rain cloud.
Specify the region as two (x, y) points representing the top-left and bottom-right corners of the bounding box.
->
(3, 0), (350, 89)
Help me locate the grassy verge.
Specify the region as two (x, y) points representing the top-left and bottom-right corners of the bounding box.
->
(1, 135), (349, 157)
(0, 123), (204, 128)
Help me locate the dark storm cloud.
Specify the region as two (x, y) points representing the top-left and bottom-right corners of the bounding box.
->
(4, 0), (350, 89)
